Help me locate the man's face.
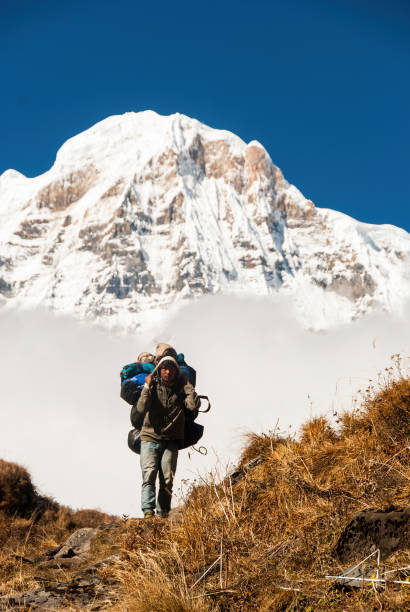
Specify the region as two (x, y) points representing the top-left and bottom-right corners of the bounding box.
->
(160, 363), (177, 385)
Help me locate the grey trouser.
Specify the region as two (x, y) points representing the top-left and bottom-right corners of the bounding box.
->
(140, 440), (179, 516)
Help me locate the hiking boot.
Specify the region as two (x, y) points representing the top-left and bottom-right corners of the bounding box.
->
(143, 510), (154, 518)
(157, 512), (168, 519)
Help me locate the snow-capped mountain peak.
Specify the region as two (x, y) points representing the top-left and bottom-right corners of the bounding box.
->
(1, 111), (409, 330)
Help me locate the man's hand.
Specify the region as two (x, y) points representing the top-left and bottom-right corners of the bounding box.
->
(144, 374), (152, 388)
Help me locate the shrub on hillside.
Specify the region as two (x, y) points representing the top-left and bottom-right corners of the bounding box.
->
(0, 459), (36, 516)
(341, 364), (410, 449)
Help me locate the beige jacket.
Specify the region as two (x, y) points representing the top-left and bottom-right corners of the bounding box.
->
(135, 375), (199, 444)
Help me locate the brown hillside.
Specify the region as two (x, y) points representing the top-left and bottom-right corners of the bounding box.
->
(0, 360), (409, 610)
(0, 461), (115, 600)
(116, 360), (409, 611)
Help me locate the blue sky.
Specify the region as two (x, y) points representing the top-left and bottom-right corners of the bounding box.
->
(2, 0), (409, 231)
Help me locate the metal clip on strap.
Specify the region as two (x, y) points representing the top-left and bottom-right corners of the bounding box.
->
(193, 445), (208, 455)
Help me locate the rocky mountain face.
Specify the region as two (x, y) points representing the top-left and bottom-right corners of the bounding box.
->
(1, 111), (409, 329)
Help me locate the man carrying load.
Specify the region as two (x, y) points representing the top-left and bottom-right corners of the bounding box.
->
(131, 343), (199, 518)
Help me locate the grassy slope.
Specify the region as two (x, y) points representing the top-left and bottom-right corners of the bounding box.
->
(1, 362), (409, 610)
(0, 461), (116, 598)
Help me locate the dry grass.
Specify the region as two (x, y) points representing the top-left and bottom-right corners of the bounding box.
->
(0, 461), (116, 599)
(1, 358), (409, 610)
(114, 359), (410, 611)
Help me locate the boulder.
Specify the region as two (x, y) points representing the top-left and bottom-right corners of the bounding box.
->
(54, 527), (99, 558)
(335, 506), (410, 562)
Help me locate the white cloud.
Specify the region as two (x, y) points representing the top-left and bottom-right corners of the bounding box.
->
(0, 297), (409, 516)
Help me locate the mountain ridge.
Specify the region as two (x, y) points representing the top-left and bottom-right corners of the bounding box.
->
(1, 111), (409, 330)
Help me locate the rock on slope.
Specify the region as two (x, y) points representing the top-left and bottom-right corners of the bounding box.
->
(1, 111), (409, 330)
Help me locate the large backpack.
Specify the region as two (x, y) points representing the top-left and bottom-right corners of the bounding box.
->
(120, 353), (195, 406)
(121, 353), (209, 454)
(121, 371), (152, 406)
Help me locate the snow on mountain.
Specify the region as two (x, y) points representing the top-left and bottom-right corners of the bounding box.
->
(1, 110), (409, 330)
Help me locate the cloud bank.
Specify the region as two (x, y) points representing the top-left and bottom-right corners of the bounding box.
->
(0, 296), (409, 516)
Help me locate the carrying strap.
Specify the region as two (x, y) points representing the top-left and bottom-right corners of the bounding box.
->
(198, 395), (211, 413)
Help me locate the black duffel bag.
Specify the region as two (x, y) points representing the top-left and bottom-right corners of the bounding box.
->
(128, 428), (141, 454)
(179, 395), (210, 449)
